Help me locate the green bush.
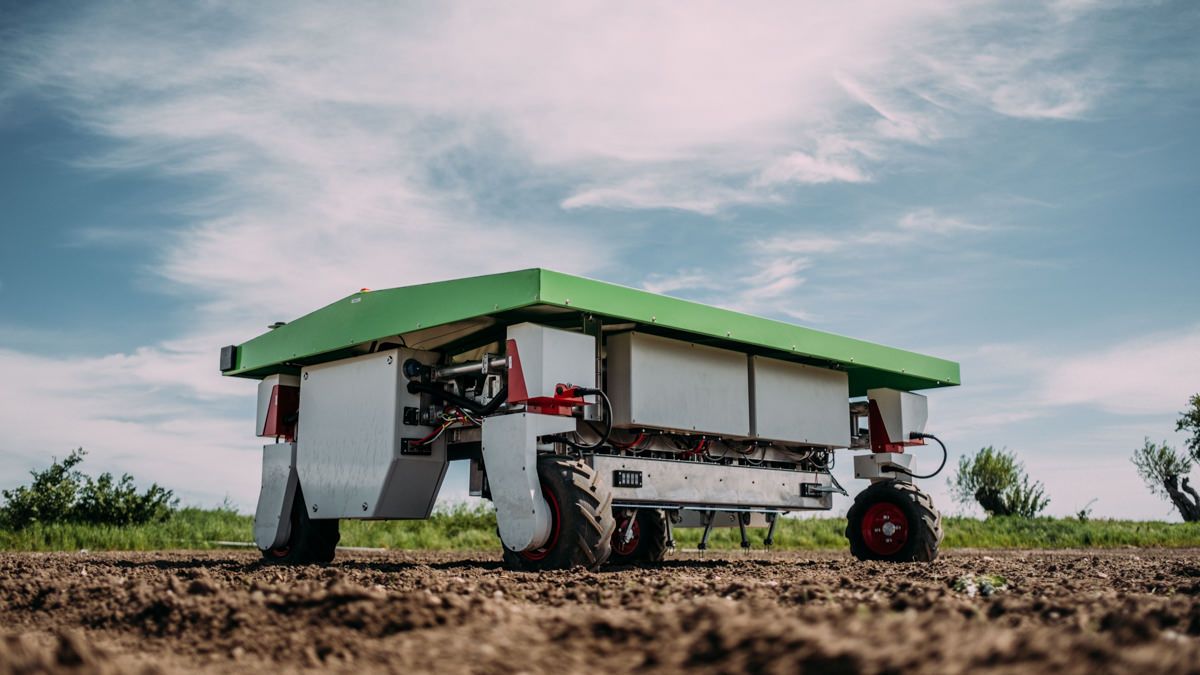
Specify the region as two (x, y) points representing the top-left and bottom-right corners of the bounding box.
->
(950, 446), (1049, 518)
(0, 449), (176, 529)
(1178, 394), (1200, 462)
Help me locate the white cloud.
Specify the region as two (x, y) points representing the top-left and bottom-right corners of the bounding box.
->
(562, 176), (770, 214)
(641, 270), (723, 296)
(897, 209), (989, 234)
(611, 206), (994, 324)
(0, 1), (1115, 214)
(0, 347), (254, 508)
(1039, 326), (1200, 415)
(709, 208), (992, 319)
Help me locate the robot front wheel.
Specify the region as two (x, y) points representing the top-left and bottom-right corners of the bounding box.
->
(845, 479), (943, 562)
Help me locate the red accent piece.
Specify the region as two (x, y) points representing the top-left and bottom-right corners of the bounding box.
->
(506, 338), (582, 417)
(261, 384), (299, 441)
(861, 502), (908, 556)
(525, 402), (577, 416)
(520, 482), (561, 562)
(506, 339), (529, 404)
(612, 515), (641, 556)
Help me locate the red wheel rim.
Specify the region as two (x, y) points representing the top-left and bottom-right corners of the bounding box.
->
(861, 502), (908, 556)
(268, 546), (290, 558)
(612, 515), (641, 556)
(519, 483), (561, 562)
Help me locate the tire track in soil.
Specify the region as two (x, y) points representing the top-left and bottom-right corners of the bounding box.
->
(2, 549), (1199, 673)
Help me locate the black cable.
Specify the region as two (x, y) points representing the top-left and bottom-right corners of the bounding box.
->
(891, 432), (948, 480)
(548, 388), (613, 451)
(478, 385), (509, 415)
(406, 380), (507, 416)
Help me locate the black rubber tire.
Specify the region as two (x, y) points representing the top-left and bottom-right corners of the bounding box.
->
(261, 485), (340, 564)
(608, 509), (670, 565)
(846, 480), (942, 562)
(502, 456), (615, 571)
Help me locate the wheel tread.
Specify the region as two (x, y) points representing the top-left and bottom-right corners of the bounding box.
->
(502, 456), (615, 571)
(846, 479), (942, 563)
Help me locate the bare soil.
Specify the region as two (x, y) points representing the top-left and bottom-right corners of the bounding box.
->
(2, 549), (1199, 674)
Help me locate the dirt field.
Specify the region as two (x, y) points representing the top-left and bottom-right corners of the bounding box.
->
(2, 549), (1199, 674)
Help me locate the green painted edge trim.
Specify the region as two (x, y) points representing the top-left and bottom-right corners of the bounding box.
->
(225, 268), (960, 393)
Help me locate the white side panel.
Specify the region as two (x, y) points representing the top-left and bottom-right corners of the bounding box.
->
(607, 332), (750, 437)
(867, 388), (928, 443)
(296, 348), (446, 519)
(253, 442), (297, 550)
(507, 323), (596, 399)
(482, 413), (577, 552)
(750, 356), (850, 447)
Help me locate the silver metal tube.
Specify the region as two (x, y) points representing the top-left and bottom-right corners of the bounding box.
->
(431, 355), (508, 380)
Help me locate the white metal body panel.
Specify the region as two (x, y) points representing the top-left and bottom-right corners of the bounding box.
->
(750, 356), (850, 447)
(607, 332), (750, 436)
(507, 322), (596, 399)
(867, 388), (928, 443)
(256, 374), (299, 436)
(296, 348), (447, 519)
(253, 442), (298, 549)
(482, 412), (577, 552)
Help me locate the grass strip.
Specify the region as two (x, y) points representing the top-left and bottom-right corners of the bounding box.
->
(3, 506), (1198, 552)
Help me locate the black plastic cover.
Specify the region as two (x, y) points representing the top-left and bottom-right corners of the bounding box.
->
(219, 345), (237, 372)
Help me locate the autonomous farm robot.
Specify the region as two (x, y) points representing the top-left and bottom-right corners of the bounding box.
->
(220, 269), (958, 569)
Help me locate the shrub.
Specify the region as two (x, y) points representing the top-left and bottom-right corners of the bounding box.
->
(950, 446), (1049, 518)
(1131, 437), (1198, 522)
(1177, 394), (1200, 462)
(0, 449), (176, 529)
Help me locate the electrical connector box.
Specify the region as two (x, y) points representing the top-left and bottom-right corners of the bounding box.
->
(867, 388), (928, 444)
(256, 374), (300, 439)
(506, 322), (596, 403)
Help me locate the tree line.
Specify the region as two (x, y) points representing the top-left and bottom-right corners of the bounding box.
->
(952, 394), (1200, 522)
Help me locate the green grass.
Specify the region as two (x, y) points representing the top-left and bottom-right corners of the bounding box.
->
(0, 507), (250, 552)
(2, 507), (1198, 552)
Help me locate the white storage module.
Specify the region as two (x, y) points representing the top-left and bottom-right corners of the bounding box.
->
(749, 356), (849, 447)
(606, 332), (751, 437)
(296, 348), (447, 519)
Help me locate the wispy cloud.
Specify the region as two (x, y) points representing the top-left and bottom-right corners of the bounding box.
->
(1038, 326), (1200, 415)
(639, 208), (992, 322)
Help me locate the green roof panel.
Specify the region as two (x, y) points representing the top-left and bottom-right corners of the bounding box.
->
(224, 268), (959, 396)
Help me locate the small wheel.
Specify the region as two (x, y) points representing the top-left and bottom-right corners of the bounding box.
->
(608, 509), (669, 565)
(502, 456), (615, 571)
(261, 485), (340, 564)
(846, 479), (942, 562)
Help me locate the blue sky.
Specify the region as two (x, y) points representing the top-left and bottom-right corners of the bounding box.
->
(1, 1), (1198, 520)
